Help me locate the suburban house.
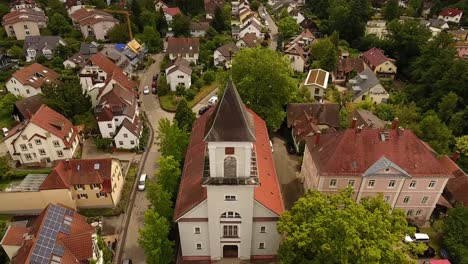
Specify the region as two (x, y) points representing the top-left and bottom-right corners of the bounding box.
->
(438, 8), (463, 24)
(23, 36), (67, 62)
(332, 57), (365, 84)
(347, 68), (389, 104)
(283, 29), (315, 72)
(440, 153), (468, 207)
(214, 42), (239, 68)
(2, 8), (47, 40)
(239, 20), (263, 39)
(154, 0), (169, 10)
(361, 47), (397, 79)
(299, 18), (319, 32)
(165, 57), (192, 91)
(167, 37), (200, 63)
(300, 124), (453, 222)
(63, 42), (99, 69)
(420, 19), (449, 37)
(70, 8), (118, 40)
(6, 63), (59, 98)
(95, 83), (141, 149)
(9, 0), (41, 11)
(0, 203), (103, 263)
(100, 46), (132, 73)
(0, 53), (14, 70)
(204, 0), (225, 19)
(163, 7), (182, 24)
(4, 105), (79, 166)
(288, 7), (305, 24)
(349, 109), (386, 129)
(236, 33), (259, 48)
(365, 20), (388, 39)
(174, 81), (284, 261)
(304, 69), (329, 100)
(190, 22), (210, 37)
(12, 95), (44, 122)
(286, 102), (340, 152)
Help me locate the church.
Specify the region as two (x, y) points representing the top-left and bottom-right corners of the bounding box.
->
(173, 80), (284, 261)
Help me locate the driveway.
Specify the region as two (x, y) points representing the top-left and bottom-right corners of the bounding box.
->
(192, 88), (219, 117)
(271, 136), (303, 210)
(259, 5), (278, 51)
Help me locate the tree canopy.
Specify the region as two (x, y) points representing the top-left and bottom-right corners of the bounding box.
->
(48, 13), (73, 36)
(443, 207), (468, 264)
(278, 16), (300, 39)
(146, 181), (173, 220)
(310, 38), (338, 71)
(138, 210), (174, 264)
(107, 24), (130, 43)
(278, 189), (425, 264)
(156, 155), (181, 198)
(137, 26), (162, 53)
(172, 14), (191, 37)
(232, 48), (297, 130)
(155, 118), (190, 163)
(174, 98), (196, 131)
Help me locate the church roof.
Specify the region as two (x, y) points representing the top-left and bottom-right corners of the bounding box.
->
(204, 80), (255, 142)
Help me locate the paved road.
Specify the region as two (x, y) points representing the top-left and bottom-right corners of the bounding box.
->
(259, 5), (278, 51)
(191, 88), (219, 117)
(120, 53), (174, 264)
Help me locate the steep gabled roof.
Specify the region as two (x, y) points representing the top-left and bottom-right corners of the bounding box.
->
(14, 94), (44, 120)
(238, 33), (259, 47)
(439, 8), (463, 17)
(163, 7), (181, 16)
(361, 47), (393, 69)
(204, 80), (255, 142)
(167, 37), (200, 54)
(2, 8), (47, 26)
(9, 63), (59, 89)
(216, 42), (239, 58)
(304, 69), (329, 88)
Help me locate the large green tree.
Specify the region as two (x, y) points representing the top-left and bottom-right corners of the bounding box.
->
(443, 206), (468, 264)
(174, 98), (195, 131)
(278, 16), (300, 39)
(156, 118), (190, 163)
(212, 6), (228, 32)
(138, 26), (162, 53)
(310, 38), (338, 71)
(138, 210), (174, 264)
(277, 189), (425, 264)
(48, 13), (73, 36)
(232, 48), (297, 130)
(382, 0), (400, 21)
(156, 155), (181, 198)
(172, 14), (191, 37)
(146, 181), (173, 220)
(416, 111), (453, 154)
(107, 24), (130, 43)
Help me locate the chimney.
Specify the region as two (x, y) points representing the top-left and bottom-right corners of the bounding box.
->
(452, 151), (460, 162)
(314, 131), (321, 145)
(65, 159), (70, 169)
(350, 118), (357, 129)
(392, 118), (399, 129)
(397, 126), (404, 136)
(356, 125), (363, 134)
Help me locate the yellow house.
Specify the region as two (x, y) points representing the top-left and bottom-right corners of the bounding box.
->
(361, 47), (397, 79)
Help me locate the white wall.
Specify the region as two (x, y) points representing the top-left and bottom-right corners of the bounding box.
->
(438, 13), (462, 23)
(207, 142), (253, 178)
(251, 221), (280, 256)
(168, 53), (199, 63)
(213, 50), (226, 67)
(166, 69), (191, 91)
(114, 126), (140, 149)
(191, 30), (206, 37)
(6, 77), (41, 98)
(179, 222), (211, 257)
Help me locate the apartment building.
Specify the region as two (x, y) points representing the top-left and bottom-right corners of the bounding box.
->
(2, 8), (47, 40)
(6, 63), (59, 98)
(70, 8), (118, 40)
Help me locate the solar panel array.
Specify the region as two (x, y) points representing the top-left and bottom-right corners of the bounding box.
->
(29, 205), (74, 264)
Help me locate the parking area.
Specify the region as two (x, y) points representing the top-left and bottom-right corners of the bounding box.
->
(271, 136), (303, 210)
(192, 88), (219, 116)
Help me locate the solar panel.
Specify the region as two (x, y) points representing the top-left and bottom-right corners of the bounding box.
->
(53, 245), (65, 257)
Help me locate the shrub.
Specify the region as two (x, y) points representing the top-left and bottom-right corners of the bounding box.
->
(157, 76), (170, 96)
(185, 88), (196, 101)
(202, 70), (216, 84)
(194, 79), (203, 89)
(175, 85), (186, 96)
(93, 136), (113, 151)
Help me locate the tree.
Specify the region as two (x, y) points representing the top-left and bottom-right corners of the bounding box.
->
(277, 189), (425, 264)
(0, 93), (19, 118)
(443, 207), (468, 264)
(278, 16), (300, 39)
(250, 0), (260, 11)
(8, 46), (24, 60)
(310, 38), (337, 71)
(55, 44), (73, 59)
(138, 210), (174, 264)
(89, 0), (107, 8)
(138, 26), (162, 53)
(47, 0), (68, 17)
(304, 0), (330, 19)
(107, 24), (130, 43)
(374, 103), (395, 121)
(455, 136), (468, 156)
(156, 8), (168, 35)
(438, 92), (459, 123)
(146, 181), (173, 220)
(417, 111), (453, 154)
(140, 9), (157, 29)
(174, 98), (196, 131)
(382, 0), (400, 21)
(232, 48), (297, 130)
(450, 106), (468, 136)
(212, 6), (227, 32)
(156, 155), (181, 198)
(156, 118), (190, 163)
(48, 13), (73, 36)
(172, 14), (191, 37)
(130, 0), (142, 32)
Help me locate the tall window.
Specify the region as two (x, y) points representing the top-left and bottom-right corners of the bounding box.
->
(223, 225), (238, 238)
(416, 209), (423, 216)
(407, 209), (414, 216)
(409, 180), (417, 188)
(428, 181), (436, 188)
(388, 180), (396, 188)
(329, 179), (337, 188)
(367, 180), (375, 188)
(403, 196), (410, 204)
(221, 211), (241, 218)
(194, 227), (200, 234)
(224, 156), (237, 178)
(57, 150), (63, 157)
(421, 196), (429, 204)
(348, 179), (355, 187)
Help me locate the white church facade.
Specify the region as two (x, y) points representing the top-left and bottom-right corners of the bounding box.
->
(174, 81), (284, 261)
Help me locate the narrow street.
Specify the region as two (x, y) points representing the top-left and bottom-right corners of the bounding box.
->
(259, 5), (278, 51)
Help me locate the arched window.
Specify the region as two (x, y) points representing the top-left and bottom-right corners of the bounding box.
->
(220, 211), (241, 218)
(224, 156), (237, 178)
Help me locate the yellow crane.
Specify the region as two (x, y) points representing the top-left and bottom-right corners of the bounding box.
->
(103, 9), (133, 40)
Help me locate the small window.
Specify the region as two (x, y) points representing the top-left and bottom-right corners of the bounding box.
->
(57, 150), (63, 157)
(123, 133), (128, 138)
(329, 179), (337, 188)
(421, 196), (429, 204)
(53, 140), (60, 147)
(388, 180), (396, 188)
(28, 143), (32, 148)
(39, 149), (46, 155)
(98, 193), (106, 198)
(78, 194), (88, 199)
(25, 153), (32, 160)
(194, 227), (200, 234)
(367, 180), (375, 188)
(406, 209), (414, 216)
(260, 226), (266, 233)
(403, 196), (410, 204)
(130, 140), (135, 144)
(107, 124), (112, 128)
(259, 242), (265, 249)
(428, 181), (436, 188)
(384, 195), (391, 202)
(119, 141), (123, 145)
(26, 89), (30, 94)
(314, 88), (320, 95)
(409, 180), (417, 188)
(196, 243), (202, 250)
(416, 209), (423, 216)
(76, 184), (84, 190)
(348, 179), (355, 187)
(91, 184), (101, 189)
(35, 139), (41, 145)
(225, 195), (236, 201)
(20, 144), (27, 151)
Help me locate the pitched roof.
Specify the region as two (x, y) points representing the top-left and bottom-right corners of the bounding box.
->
(167, 37), (200, 54)
(5, 203), (95, 264)
(439, 155), (468, 206)
(361, 47), (393, 69)
(190, 21), (210, 31)
(347, 68), (386, 100)
(2, 8), (47, 26)
(305, 128), (454, 177)
(216, 42), (239, 58)
(239, 33), (259, 47)
(9, 63), (59, 88)
(439, 8), (463, 17)
(204, 0), (224, 14)
(95, 83), (137, 121)
(287, 103), (340, 128)
(304, 69), (329, 88)
(117, 116), (142, 137)
(351, 109), (386, 129)
(0, 226), (29, 246)
(14, 94), (44, 120)
(40, 159), (115, 191)
(334, 57), (365, 78)
(70, 8), (117, 26)
(163, 7), (181, 16)
(204, 80), (256, 142)
(86, 53), (137, 91)
(23, 36), (65, 55)
(65, 52), (88, 68)
(166, 57), (192, 75)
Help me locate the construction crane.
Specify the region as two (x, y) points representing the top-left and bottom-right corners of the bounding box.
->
(103, 8), (133, 40)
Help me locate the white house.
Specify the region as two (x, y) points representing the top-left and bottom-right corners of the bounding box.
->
(190, 22), (210, 37)
(23, 36), (67, 62)
(239, 20), (263, 39)
(154, 0), (169, 11)
(2, 8), (48, 40)
(70, 8), (118, 40)
(304, 69), (329, 99)
(236, 33), (259, 48)
(438, 8), (463, 24)
(365, 20), (388, 39)
(214, 42), (239, 68)
(165, 57), (192, 91)
(174, 81), (284, 261)
(4, 105), (79, 166)
(421, 19), (450, 37)
(163, 7), (182, 24)
(6, 63), (59, 98)
(347, 68), (389, 104)
(167, 37), (200, 63)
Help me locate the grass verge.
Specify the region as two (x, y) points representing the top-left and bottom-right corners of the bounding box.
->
(420, 226), (443, 259)
(159, 81), (218, 111)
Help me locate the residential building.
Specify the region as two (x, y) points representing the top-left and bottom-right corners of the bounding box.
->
(286, 102), (340, 152)
(365, 20), (388, 39)
(6, 63), (59, 98)
(190, 22), (210, 37)
(300, 125), (453, 221)
(438, 8), (463, 24)
(165, 57), (192, 91)
(284, 29), (316, 72)
(455, 41), (468, 59)
(154, 0), (169, 11)
(347, 68), (389, 104)
(95, 83), (141, 149)
(214, 42), (239, 68)
(167, 37), (200, 63)
(332, 57), (365, 84)
(420, 19), (449, 37)
(174, 81), (284, 261)
(70, 8), (118, 40)
(9, 0), (41, 11)
(163, 7), (182, 24)
(239, 20), (263, 39)
(100, 46), (131, 73)
(63, 42), (99, 69)
(236, 33), (259, 48)
(288, 7), (305, 24)
(23, 36), (67, 62)
(361, 47), (397, 79)
(0, 53), (14, 71)
(12, 95), (44, 122)
(440, 153), (468, 207)
(304, 69), (329, 100)
(0, 203), (103, 263)
(349, 109), (386, 129)
(2, 8), (47, 40)
(4, 105), (79, 166)
(204, 0), (225, 19)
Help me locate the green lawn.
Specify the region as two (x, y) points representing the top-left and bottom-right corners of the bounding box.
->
(420, 226), (443, 259)
(159, 81), (219, 111)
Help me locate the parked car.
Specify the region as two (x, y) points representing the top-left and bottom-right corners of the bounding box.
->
(2, 127), (9, 137)
(152, 87), (157, 94)
(405, 233), (430, 243)
(418, 245), (436, 258)
(122, 259), (133, 264)
(287, 143), (296, 154)
(208, 96), (218, 106)
(270, 140), (274, 152)
(265, 21), (269, 26)
(153, 73), (159, 81)
(138, 174), (147, 191)
(143, 86), (150, 94)
(198, 105), (211, 115)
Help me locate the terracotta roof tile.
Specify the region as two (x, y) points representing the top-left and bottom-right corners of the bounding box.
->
(9, 63), (59, 89)
(287, 103), (340, 128)
(361, 47), (393, 70)
(204, 0), (224, 14)
(71, 8), (117, 26)
(2, 8), (47, 26)
(216, 42), (239, 58)
(439, 155), (468, 206)
(1, 226), (29, 246)
(351, 109), (386, 129)
(14, 94), (44, 120)
(239, 33), (259, 47)
(439, 8), (463, 17)
(167, 37), (200, 54)
(163, 7), (181, 16)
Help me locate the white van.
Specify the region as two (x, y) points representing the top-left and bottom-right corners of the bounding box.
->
(138, 174), (147, 191)
(208, 96), (218, 106)
(2, 128), (9, 137)
(405, 233), (429, 243)
(269, 140), (274, 152)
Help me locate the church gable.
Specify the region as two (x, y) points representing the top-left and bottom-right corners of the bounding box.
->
(253, 201), (280, 217)
(363, 156), (411, 178)
(177, 200), (208, 220)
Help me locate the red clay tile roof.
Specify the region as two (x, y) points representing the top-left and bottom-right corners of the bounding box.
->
(239, 33), (259, 47)
(334, 57), (365, 78)
(167, 37), (200, 54)
(287, 103), (340, 128)
(70, 8), (117, 26)
(86, 53), (137, 91)
(174, 103), (284, 220)
(88, 52), (116, 75)
(439, 8), (463, 17)
(117, 116), (142, 137)
(1, 226), (29, 246)
(361, 47), (393, 70)
(305, 128), (454, 177)
(439, 155), (468, 206)
(190, 21), (210, 31)
(40, 158), (115, 192)
(9, 63), (59, 89)
(163, 7), (181, 16)
(2, 8), (47, 26)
